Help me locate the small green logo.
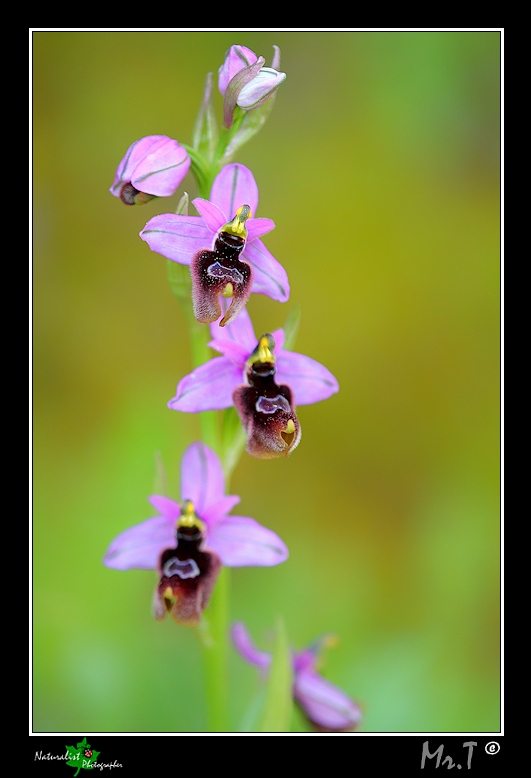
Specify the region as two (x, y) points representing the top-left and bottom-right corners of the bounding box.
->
(65, 737), (100, 776)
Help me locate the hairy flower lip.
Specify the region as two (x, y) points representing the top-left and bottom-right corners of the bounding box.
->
(233, 365), (301, 459)
(155, 518), (221, 625)
(190, 222), (253, 328)
(232, 622), (363, 732)
(140, 163), (289, 309)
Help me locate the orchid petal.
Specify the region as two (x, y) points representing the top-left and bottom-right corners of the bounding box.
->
(111, 136), (169, 195)
(209, 304), (257, 353)
(207, 516), (289, 567)
(103, 516), (174, 571)
(218, 45), (258, 95)
(232, 622), (272, 671)
(207, 339), (249, 367)
(271, 328), (285, 352)
(148, 495), (180, 521)
(168, 357), (241, 413)
(276, 351), (339, 405)
(247, 217), (275, 243)
(192, 198), (226, 232)
(132, 139), (190, 196)
(236, 68), (286, 111)
(244, 239), (290, 302)
(202, 495), (241, 527)
(292, 648), (317, 675)
(210, 164), (259, 221)
(180, 442), (225, 518)
(271, 45), (281, 71)
(293, 669), (362, 732)
(140, 214), (210, 264)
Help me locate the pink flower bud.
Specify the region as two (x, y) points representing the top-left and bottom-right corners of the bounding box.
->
(109, 135), (190, 205)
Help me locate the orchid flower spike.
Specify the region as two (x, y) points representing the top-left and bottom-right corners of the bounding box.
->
(168, 306), (339, 459)
(103, 443), (288, 625)
(110, 135), (190, 205)
(218, 45), (286, 127)
(232, 623), (363, 732)
(140, 163), (289, 326)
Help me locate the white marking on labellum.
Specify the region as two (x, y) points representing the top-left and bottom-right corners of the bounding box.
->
(207, 261), (244, 285)
(255, 394), (292, 415)
(162, 557), (200, 579)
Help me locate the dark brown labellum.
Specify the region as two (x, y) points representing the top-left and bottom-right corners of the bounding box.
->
(153, 523), (221, 625)
(190, 230), (253, 326)
(120, 182), (141, 205)
(233, 358), (301, 459)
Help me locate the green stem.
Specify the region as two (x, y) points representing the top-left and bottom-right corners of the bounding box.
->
(220, 407), (247, 482)
(182, 144), (210, 197)
(180, 270), (231, 731)
(198, 566), (231, 731)
(169, 138), (252, 729)
(167, 260), (220, 454)
(186, 313), (219, 453)
(187, 104), (254, 201)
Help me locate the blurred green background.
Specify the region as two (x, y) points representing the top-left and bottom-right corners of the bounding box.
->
(33, 31), (500, 733)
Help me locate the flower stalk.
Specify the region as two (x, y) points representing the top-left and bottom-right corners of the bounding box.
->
(166, 259), (219, 453)
(198, 566), (231, 731)
(106, 42), (360, 733)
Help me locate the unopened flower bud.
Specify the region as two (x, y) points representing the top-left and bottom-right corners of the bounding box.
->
(110, 135), (190, 205)
(218, 45), (286, 129)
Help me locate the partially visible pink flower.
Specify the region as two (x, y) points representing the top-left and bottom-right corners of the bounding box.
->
(104, 443), (288, 625)
(110, 135), (190, 205)
(140, 163), (289, 326)
(232, 623), (363, 733)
